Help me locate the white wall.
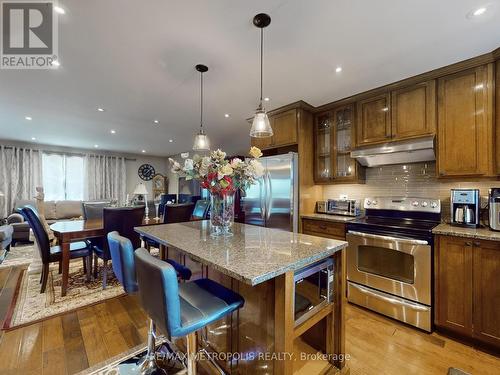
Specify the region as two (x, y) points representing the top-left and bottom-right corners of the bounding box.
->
(0, 139), (170, 199)
(125, 155), (169, 197)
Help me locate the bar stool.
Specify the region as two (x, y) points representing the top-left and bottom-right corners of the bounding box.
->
(107, 232), (193, 374)
(135, 248), (245, 375)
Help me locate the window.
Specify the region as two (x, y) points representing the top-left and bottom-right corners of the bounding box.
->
(42, 153), (84, 200)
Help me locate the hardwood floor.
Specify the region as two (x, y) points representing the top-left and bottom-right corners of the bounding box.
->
(0, 265), (498, 374)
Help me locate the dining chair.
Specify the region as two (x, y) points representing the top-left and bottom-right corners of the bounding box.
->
(21, 206), (92, 293)
(81, 201), (110, 220)
(135, 248), (244, 374)
(191, 199), (210, 221)
(163, 203), (194, 224)
(93, 206), (144, 289)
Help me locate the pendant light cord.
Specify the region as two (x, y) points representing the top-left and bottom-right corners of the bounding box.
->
(260, 27), (264, 104)
(200, 71), (203, 130)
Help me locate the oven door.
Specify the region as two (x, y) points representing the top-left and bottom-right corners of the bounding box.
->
(346, 231), (431, 305)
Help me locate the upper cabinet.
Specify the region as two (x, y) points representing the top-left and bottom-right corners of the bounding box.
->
(496, 60), (500, 175)
(314, 105), (364, 184)
(436, 64), (494, 177)
(391, 80), (436, 139)
(250, 108), (298, 149)
(355, 81), (436, 147)
(356, 93), (391, 146)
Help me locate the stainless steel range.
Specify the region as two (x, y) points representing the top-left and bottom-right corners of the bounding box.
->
(346, 197), (441, 332)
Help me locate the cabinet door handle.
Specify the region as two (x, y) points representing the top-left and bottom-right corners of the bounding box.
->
(465, 241), (473, 247)
(473, 241), (481, 247)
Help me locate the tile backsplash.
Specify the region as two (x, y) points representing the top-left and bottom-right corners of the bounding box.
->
(322, 162), (498, 220)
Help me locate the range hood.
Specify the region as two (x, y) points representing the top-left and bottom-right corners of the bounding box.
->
(350, 136), (435, 167)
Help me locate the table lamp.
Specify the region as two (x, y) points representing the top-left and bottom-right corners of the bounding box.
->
(133, 183), (149, 219)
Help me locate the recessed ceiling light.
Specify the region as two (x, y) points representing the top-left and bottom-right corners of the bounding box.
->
(169, 139), (173, 143)
(110, 129), (116, 134)
(51, 60), (60, 67)
(224, 113), (230, 118)
(153, 120), (159, 124)
(264, 97), (270, 102)
(25, 116), (32, 120)
(31, 137), (36, 141)
(54, 6), (65, 14)
(141, 150), (146, 153)
(94, 144), (99, 148)
(473, 7), (487, 16)
(335, 66), (342, 73)
(97, 108), (105, 112)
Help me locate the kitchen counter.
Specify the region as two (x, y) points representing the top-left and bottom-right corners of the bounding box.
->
(136, 220), (347, 286)
(301, 212), (359, 223)
(136, 220), (348, 374)
(432, 223), (500, 242)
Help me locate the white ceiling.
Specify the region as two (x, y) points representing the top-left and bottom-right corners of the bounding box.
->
(1, 0), (499, 156)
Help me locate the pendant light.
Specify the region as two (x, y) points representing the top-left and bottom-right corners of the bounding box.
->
(250, 13), (273, 138)
(193, 64), (211, 151)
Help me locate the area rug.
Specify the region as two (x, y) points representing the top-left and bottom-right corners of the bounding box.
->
(0, 244), (35, 269)
(3, 258), (124, 329)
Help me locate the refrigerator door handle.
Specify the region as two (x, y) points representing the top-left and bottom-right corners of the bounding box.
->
(259, 177), (266, 220)
(266, 170), (272, 220)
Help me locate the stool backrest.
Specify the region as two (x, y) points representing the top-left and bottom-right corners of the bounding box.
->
(134, 248), (181, 338)
(107, 231), (138, 293)
(191, 199), (210, 220)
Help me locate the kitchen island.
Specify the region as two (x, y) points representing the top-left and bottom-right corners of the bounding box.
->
(136, 220), (348, 374)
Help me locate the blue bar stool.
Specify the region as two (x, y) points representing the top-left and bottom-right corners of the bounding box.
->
(135, 248), (245, 375)
(107, 232), (193, 374)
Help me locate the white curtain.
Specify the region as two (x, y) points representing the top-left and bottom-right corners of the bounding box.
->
(0, 146), (43, 218)
(83, 154), (126, 203)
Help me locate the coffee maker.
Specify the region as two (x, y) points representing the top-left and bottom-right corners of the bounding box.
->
(489, 188), (500, 231)
(450, 189), (480, 227)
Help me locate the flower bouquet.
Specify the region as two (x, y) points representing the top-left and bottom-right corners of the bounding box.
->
(169, 147), (264, 236)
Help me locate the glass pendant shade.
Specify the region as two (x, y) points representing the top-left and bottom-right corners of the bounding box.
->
(250, 108), (273, 138)
(193, 129), (210, 151)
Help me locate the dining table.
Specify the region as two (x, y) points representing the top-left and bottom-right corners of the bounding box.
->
(50, 216), (163, 296)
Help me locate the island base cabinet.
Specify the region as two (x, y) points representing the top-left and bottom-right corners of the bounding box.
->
(435, 236), (500, 351)
(164, 249), (347, 374)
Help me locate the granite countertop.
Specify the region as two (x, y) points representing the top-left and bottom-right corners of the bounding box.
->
(301, 213), (359, 223)
(432, 223), (500, 242)
(136, 221), (347, 286)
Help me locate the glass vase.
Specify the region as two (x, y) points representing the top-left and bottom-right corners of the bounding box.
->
(210, 191), (235, 237)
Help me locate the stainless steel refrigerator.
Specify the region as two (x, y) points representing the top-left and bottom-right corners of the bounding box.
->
(241, 153), (298, 232)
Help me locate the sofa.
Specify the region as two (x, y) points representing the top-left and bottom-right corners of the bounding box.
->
(7, 200), (83, 246)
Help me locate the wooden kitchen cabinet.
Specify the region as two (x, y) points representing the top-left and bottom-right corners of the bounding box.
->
(435, 236), (473, 336)
(496, 60), (500, 175)
(356, 93), (391, 146)
(436, 64), (495, 177)
(314, 105), (364, 184)
(302, 218), (346, 240)
(472, 239), (500, 348)
(391, 80), (436, 140)
(250, 108), (297, 149)
(435, 235), (500, 350)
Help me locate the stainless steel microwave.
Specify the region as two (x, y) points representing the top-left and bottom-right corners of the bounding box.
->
(327, 199), (361, 217)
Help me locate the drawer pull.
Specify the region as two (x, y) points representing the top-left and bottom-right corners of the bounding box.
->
(473, 241), (481, 247)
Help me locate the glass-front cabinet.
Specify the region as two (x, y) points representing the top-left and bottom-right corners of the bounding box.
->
(314, 104), (364, 184)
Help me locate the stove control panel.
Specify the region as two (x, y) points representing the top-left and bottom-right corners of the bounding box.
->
(363, 197), (441, 213)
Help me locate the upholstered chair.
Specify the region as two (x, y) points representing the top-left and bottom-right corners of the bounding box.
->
(21, 206), (92, 293)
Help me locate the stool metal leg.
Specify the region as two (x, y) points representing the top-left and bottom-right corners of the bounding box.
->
(186, 332), (197, 375)
(137, 319), (166, 375)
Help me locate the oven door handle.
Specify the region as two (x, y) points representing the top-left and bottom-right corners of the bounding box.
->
(347, 230), (428, 245)
(350, 283), (430, 311)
